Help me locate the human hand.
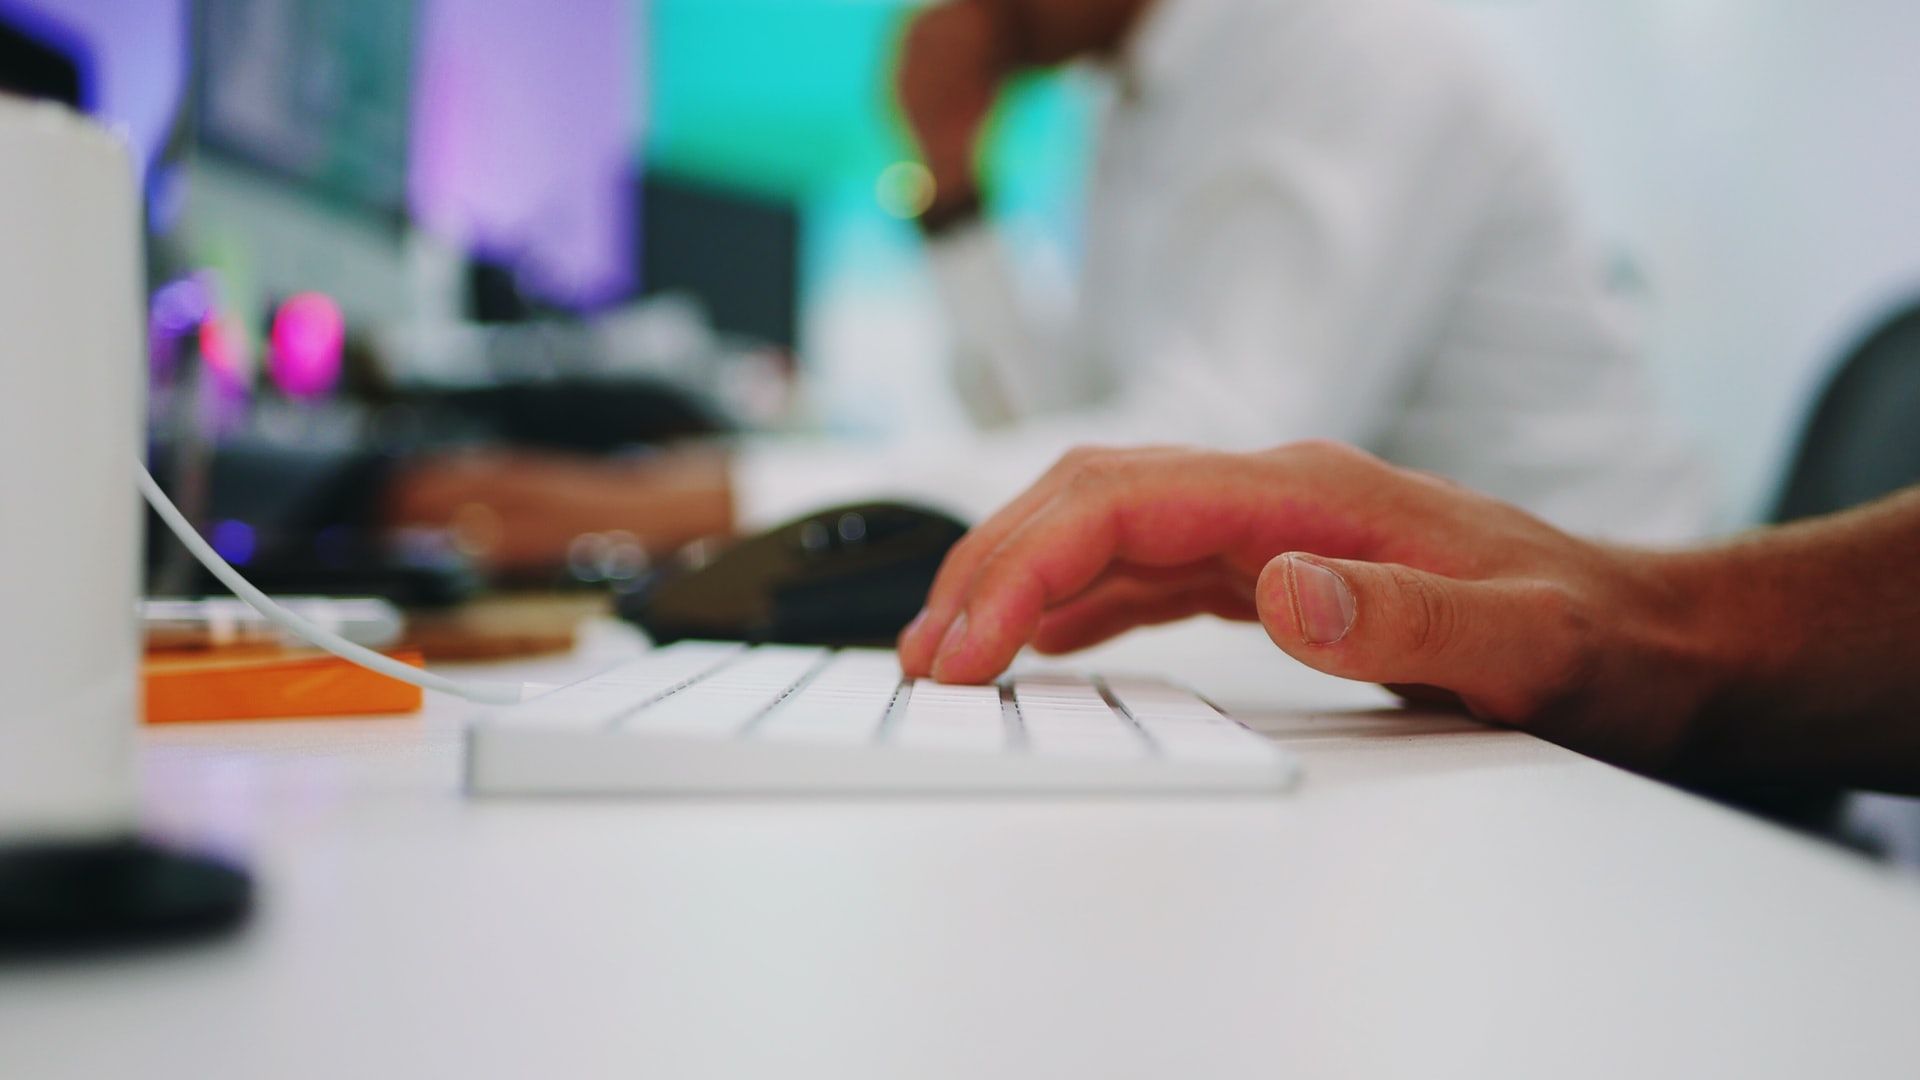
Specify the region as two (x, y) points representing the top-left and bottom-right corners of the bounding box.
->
(895, 0), (1012, 216)
(385, 447), (734, 577)
(897, 442), (1725, 771)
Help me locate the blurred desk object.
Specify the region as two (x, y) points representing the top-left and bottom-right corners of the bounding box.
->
(635, 173), (800, 352)
(0, 11), (84, 107)
(422, 379), (726, 455)
(143, 648), (424, 724)
(1773, 300), (1920, 522)
(398, 591), (611, 661)
(141, 593), (604, 726)
(375, 291), (798, 438)
(5, 619), (1919, 1078)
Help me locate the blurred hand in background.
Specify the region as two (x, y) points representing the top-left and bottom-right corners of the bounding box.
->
(896, 1), (1008, 215)
(895, 0), (1151, 218)
(385, 447), (733, 578)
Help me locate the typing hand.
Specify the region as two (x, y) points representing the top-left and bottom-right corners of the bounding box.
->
(898, 442), (1719, 772)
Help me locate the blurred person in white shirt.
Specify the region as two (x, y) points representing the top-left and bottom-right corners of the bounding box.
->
(390, 0), (1715, 573)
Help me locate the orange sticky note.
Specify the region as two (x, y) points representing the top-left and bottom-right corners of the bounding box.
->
(143, 648), (426, 724)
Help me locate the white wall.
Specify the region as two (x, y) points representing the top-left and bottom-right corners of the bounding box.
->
(1459, 1), (1920, 524)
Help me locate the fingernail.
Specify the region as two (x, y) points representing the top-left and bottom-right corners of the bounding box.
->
(902, 607), (930, 646)
(1285, 555), (1354, 645)
(932, 612), (970, 674)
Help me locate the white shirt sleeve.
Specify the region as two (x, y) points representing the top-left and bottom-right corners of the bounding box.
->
(998, 45), (1497, 457)
(922, 221), (1079, 429)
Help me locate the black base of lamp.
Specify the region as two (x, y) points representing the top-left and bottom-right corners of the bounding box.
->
(0, 835), (251, 957)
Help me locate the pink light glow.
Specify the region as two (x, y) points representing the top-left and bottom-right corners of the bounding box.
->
(198, 316), (247, 385)
(269, 292), (346, 400)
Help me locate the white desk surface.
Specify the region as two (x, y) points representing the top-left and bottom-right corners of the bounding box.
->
(5, 618), (1920, 1079)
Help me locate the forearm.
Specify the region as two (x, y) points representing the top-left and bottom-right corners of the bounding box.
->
(898, 441), (1920, 791)
(386, 447), (735, 575)
(1664, 489), (1920, 789)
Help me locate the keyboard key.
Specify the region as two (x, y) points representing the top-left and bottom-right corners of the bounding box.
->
(892, 680), (1006, 753)
(509, 640), (746, 727)
(624, 645), (828, 736)
(1100, 676), (1281, 765)
(755, 649), (903, 745)
(586, 640), (747, 688)
(1013, 676), (1149, 760)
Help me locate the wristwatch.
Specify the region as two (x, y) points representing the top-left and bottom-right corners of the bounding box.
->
(916, 186), (986, 237)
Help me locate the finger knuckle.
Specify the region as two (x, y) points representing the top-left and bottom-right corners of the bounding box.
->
(1057, 443), (1117, 471)
(1045, 447), (1094, 485)
(1273, 438), (1362, 469)
(971, 548), (1044, 623)
(926, 532), (985, 595)
(1389, 564), (1456, 657)
(1293, 437), (1353, 461)
(1060, 446), (1130, 491)
(1406, 466), (1465, 491)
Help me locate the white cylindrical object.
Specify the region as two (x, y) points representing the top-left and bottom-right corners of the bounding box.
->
(0, 98), (145, 841)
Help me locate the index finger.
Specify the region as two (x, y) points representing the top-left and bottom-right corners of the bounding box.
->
(898, 446), (1132, 674)
(922, 448), (1294, 682)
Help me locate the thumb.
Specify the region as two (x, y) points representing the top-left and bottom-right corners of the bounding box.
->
(1256, 553), (1576, 721)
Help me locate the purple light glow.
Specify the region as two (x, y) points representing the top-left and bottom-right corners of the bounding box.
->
(269, 292), (346, 400)
(151, 275), (213, 338)
(209, 520), (256, 565)
(148, 274), (212, 378)
(410, 0), (640, 309)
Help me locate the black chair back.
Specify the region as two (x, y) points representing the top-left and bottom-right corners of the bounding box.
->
(1732, 298), (1920, 854)
(1773, 300), (1920, 522)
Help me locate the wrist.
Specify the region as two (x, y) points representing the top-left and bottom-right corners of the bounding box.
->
(1639, 544), (1807, 776)
(916, 183), (985, 237)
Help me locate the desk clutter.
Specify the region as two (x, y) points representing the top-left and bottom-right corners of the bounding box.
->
(143, 647), (427, 724)
(139, 592), (610, 723)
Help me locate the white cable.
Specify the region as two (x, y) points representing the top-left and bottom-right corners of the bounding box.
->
(137, 459), (527, 706)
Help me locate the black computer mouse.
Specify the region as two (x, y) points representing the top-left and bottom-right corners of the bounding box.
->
(615, 501), (970, 648)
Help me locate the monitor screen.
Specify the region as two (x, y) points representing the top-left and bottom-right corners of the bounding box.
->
(193, 0), (414, 222)
(638, 173), (800, 350)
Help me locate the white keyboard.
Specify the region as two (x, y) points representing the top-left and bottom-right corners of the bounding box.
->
(466, 641), (1299, 796)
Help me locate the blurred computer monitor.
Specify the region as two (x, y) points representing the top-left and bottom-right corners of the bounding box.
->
(193, 0), (414, 225)
(182, 0), (423, 326)
(637, 172), (800, 351)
